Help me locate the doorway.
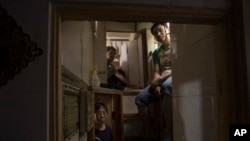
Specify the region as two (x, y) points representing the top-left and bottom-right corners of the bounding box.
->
(50, 4), (230, 141)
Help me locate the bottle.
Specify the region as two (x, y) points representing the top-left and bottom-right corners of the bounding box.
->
(91, 66), (100, 87)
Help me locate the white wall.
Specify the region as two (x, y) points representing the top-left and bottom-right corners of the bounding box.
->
(93, 21), (107, 83)
(172, 24), (218, 141)
(62, 21), (93, 84)
(82, 22), (94, 84)
(136, 23), (155, 83)
(0, 0), (49, 141)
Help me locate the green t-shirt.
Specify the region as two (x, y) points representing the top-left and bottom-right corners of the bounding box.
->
(152, 44), (172, 74)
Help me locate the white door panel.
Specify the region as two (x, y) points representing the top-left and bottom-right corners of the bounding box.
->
(127, 40), (139, 86)
(137, 34), (145, 87)
(172, 24), (220, 141)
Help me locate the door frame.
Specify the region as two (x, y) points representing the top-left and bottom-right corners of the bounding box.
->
(49, 2), (247, 141)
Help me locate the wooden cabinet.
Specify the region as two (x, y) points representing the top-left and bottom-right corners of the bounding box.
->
(122, 89), (143, 140)
(88, 87), (123, 141)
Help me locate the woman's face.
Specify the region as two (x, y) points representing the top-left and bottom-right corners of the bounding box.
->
(106, 49), (116, 62)
(95, 107), (107, 123)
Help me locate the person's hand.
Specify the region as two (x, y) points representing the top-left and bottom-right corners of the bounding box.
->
(95, 137), (101, 141)
(151, 77), (161, 87)
(111, 60), (120, 70)
(154, 86), (161, 97)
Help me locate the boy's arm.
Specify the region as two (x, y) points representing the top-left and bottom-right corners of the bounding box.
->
(111, 61), (135, 87)
(151, 64), (161, 86)
(151, 49), (163, 86)
(159, 70), (172, 81)
(114, 70), (137, 88)
(151, 65), (172, 86)
(114, 70), (130, 86)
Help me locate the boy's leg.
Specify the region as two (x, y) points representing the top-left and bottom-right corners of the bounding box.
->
(135, 85), (158, 139)
(161, 95), (173, 141)
(137, 105), (148, 139)
(160, 76), (173, 141)
(161, 76), (172, 95)
(135, 85), (157, 106)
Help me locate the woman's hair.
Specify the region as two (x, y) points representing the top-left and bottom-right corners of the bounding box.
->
(95, 102), (108, 113)
(106, 46), (116, 52)
(150, 22), (168, 34)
